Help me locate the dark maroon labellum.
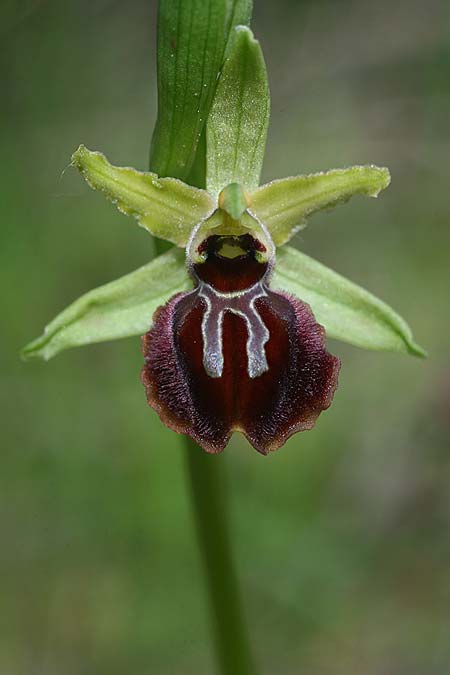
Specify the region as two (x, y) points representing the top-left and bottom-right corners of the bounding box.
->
(142, 235), (340, 454)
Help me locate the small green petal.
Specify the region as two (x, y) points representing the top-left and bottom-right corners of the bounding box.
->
(206, 26), (270, 198)
(72, 145), (216, 246)
(22, 249), (190, 361)
(250, 165), (391, 246)
(273, 245), (425, 358)
(219, 183), (249, 220)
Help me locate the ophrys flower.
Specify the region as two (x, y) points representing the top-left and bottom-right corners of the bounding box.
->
(23, 27), (424, 454)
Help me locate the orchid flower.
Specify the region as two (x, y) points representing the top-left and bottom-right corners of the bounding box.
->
(23, 26), (424, 454)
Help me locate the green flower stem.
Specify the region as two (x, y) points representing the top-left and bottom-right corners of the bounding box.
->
(184, 435), (256, 675)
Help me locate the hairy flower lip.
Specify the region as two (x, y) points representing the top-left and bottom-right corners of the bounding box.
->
(141, 290), (340, 454)
(141, 235), (341, 454)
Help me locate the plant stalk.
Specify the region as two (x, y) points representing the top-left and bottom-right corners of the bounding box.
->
(185, 436), (256, 675)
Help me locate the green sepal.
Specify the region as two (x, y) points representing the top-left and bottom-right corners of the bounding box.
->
(206, 26), (270, 198)
(150, 0), (252, 182)
(273, 245), (425, 358)
(250, 165), (391, 246)
(22, 249), (190, 361)
(72, 145), (215, 246)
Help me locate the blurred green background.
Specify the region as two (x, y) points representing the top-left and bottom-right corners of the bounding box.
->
(2, 0), (449, 673)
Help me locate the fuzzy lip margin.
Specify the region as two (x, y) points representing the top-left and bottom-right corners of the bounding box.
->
(141, 234), (340, 454)
(141, 290), (340, 454)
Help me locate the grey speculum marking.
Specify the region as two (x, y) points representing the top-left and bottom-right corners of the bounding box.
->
(198, 281), (270, 379)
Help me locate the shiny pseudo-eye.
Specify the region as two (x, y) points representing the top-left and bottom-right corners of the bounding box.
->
(142, 233), (340, 455)
(196, 235), (270, 379)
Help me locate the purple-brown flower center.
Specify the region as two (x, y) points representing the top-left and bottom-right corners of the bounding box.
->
(192, 234), (271, 379)
(142, 232), (340, 453)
